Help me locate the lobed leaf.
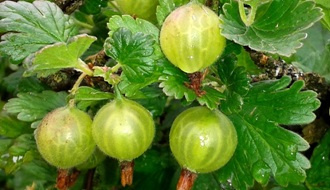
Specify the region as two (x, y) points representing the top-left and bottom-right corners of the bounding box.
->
(3, 91), (67, 124)
(0, 1), (78, 61)
(159, 60), (226, 109)
(219, 61), (250, 96)
(196, 86), (225, 110)
(245, 77), (320, 125)
(108, 15), (160, 40)
(218, 77), (320, 189)
(26, 34), (96, 77)
(104, 28), (156, 82)
(159, 60), (196, 101)
(221, 0), (323, 56)
(219, 57), (250, 114)
(107, 15), (164, 61)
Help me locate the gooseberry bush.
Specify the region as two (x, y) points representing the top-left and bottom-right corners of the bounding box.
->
(0, 0), (329, 189)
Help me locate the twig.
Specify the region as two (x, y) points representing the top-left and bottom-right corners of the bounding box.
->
(84, 168), (96, 190)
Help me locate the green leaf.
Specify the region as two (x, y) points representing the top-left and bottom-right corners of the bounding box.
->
(156, 0), (177, 26)
(108, 15), (160, 40)
(321, 8), (330, 31)
(159, 61), (196, 101)
(236, 48), (261, 75)
(133, 86), (168, 117)
(217, 77), (320, 189)
(12, 160), (56, 190)
(192, 173), (222, 190)
(245, 77), (320, 125)
(3, 91), (67, 124)
(219, 57), (250, 114)
(74, 86), (114, 101)
(107, 15), (164, 64)
(306, 131), (330, 190)
(118, 73), (159, 97)
(0, 139), (12, 155)
(156, 0), (202, 26)
(26, 34), (96, 77)
(133, 149), (176, 190)
(0, 114), (31, 138)
(196, 86), (225, 110)
(221, 0), (323, 56)
(93, 66), (122, 85)
(315, 0), (330, 9)
(240, 0), (271, 6)
(106, 15), (165, 87)
(8, 134), (36, 156)
(0, 1), (78, 61)
(2, 68), (47, 94)
(219, 60), (250, 96)
(73, 81), (114, 111)
(80, 0), (108, 15)
(292, 23), (330, 82)
(104, 28), (156, 82)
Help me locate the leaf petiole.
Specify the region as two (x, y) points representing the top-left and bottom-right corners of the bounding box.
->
(69, 72), (88, 107)
(238, 0), (258, 26)
(77, 59), (94, 76)
(111, 63), (122, 73)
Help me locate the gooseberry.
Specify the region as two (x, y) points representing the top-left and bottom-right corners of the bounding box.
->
(114, 0), (159, 23)
(35, 106), (95, 169)
(160, 2), (226, 73)
(92, 97), (155, 186)
(170, 106), (237, 189)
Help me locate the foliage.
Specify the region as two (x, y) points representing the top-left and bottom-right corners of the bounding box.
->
(0, 0), (329, 190)
(0, 1), (78, 61)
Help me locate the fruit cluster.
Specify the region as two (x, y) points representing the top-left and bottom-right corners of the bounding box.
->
(34, 1), (236, 190)
(35, 96), (236, 189)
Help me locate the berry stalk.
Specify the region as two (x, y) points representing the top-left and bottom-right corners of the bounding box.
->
(120, 161), (135, 187)
(177, 169), (198, 190)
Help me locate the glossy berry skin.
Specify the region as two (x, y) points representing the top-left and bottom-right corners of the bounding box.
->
(35, 106), (95, 169)
(170, 107), (237, 173)
(160, 2), (226, 73)
(92, 98), (155, 161)
(114, 0), (159, 23)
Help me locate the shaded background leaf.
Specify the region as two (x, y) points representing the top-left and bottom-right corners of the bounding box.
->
(221, 0), (323, 56)
(292, 23), (330, 82)
(306, 131), (330, 190)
